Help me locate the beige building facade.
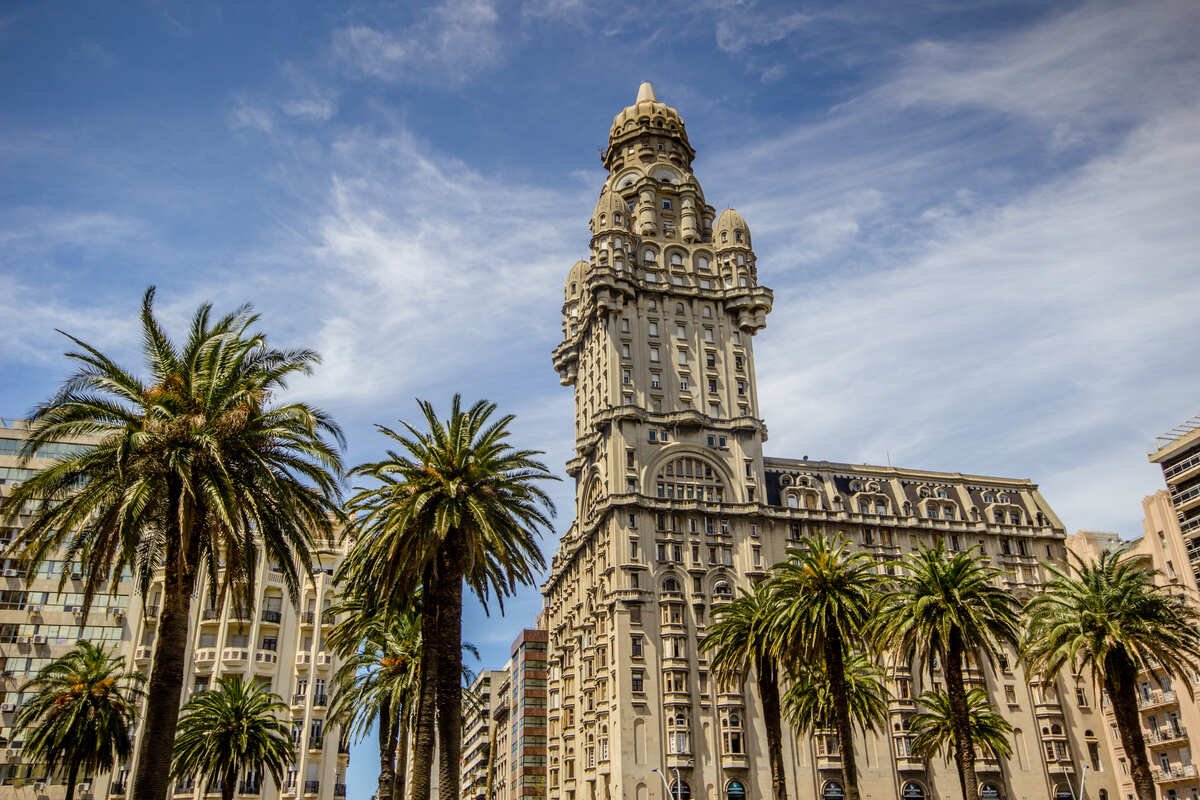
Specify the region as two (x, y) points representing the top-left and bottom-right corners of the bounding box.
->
(0, 420), (349, 800)
(542, 83), (1121, 800)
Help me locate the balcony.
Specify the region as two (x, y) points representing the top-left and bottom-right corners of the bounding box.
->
(1164, 451), (1200, 485)
(261, 609), (282, 624)
(238, 782), (262, 796)
(222, 647), (249, 664)
(314, 693), (329, 707)
(303, 781), (320, 795)
(301, 611), (316, 625)
(135, 645), (153, 663)
(1153, 764), (1198, 784)
(334, 786), (347, 798)
(201, 608), (220, 621)
(253, 651), (278, 667)
(1145, 728), (1189, 747)
(193, 648), (217, 665)
(1138, 689), (1178, 710)
(1171, 483), (1200, 511)
(292, 693), (308, 706)
(144, 604), (160, 621)
(308, 736), (324, 751)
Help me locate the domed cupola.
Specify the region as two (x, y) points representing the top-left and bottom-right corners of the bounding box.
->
(714, 208), (751, 250)
(603, 82), (696, 171)
(564, 259), (589, 302)
(590, 187), (630, 235)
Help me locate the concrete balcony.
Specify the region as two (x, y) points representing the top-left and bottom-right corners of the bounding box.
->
(222, 647), (249, 665)
(1164, 451), (1200, 485)
(1145, 728), (1189, 748)
(894, 756), (924, 772)
(1138, 689), (1178, 710)
(193, 648), (217, 666)
(1152, 764), (1198, 784)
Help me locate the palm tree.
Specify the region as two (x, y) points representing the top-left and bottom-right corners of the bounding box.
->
(327, 597), (423, 800)
(339, 395), (557, 800)
(781, 651), (889, 741)
(873, 545), (1020, 800)
(700, 582), (788, 800)
(1024, 549), (1200, 800)
(171, 676), (293, 800)
(767, 534), (880, 800)
(909, 687), (1013, 765)
(13, 641), (143, 800)
(0, 288), (344, 800)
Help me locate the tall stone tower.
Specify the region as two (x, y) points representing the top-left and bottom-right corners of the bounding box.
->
(545, 82), (774, 800)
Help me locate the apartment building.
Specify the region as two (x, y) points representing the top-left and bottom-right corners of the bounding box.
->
(464, 670), (506, 800)
(0, 420), (349, 800)
(542, 82), (1121, 800)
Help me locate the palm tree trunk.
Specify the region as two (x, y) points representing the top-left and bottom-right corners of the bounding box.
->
(394, 705), (411, 800)
(411, 587), (443, 800)
(943, 634), (979, 800)
(63, 757), (81, 800)
(434, 531), (466, 800)
(221, 769), (237, 800)
(756, 654), (788, 800)
(824, 631), (860, 800)
(379, 696), (397, 800)
(1106, 652), (1155, 800)
(131, 531), (197, 800)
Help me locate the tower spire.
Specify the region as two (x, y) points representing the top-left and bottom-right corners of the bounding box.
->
(636, 81), (656, 103)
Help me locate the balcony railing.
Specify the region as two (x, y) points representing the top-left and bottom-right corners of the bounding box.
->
(1164, 451), (1200, 483)
(314, 693), (328, 707)
(308, 736), (324, 751)
(1138, 689), (1178, 709)
(1152, 763), (1197, 783)
(334, 785), (347, 797)
(303, 781), (320, 795)
(261, 609), (282, 624)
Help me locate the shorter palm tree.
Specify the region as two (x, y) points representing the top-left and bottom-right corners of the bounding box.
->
(872, 545), (1019, 800)
(701, 583), (788, 800)
(171, 677), (293, 800)
(782, 652), (889, 738)
(1024, 550), (1200, 800)
(910, 688), (1013, 764)
(14, 641), (143, 800)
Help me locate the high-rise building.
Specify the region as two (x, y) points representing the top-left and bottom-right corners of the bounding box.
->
(0, 420), (349, 800)
(1150, 415), (1200, 579)
(464, 670), (507, 800)
(542, 83), (1121, 800)
(0, 420), (133, 797)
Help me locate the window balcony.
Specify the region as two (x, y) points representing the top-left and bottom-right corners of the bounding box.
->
(303, 781), (320, 795)
(1145, 728), (1189, 747)
(334, 785), (347, 797)
(1138, 689), (1178, 710)
(1153, 763), (1197, 784)
(261, 609), (282, 624)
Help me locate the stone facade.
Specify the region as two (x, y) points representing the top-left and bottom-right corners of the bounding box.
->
(541, 83), (1122, 800)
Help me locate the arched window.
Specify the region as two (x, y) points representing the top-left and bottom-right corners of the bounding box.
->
(787, 494), (799, 509)
(615, 212), (622, 224)
(721, 231), (728, 242)
(702, 306), (713, 318)
(697, 255), (710, 271)
(643, 249), (657, 265)
(656, 457), (726, 503)
(713, 581), (732, 599)
(662, 576), (680, 594)
(675, 302), (686, 314)
(670, 252), (684, 267)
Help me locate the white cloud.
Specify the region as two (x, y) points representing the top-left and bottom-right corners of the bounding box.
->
(280, 97), (337, 121)
(714, 7), (811, 53)
(332, 0), (503, 85)
(227, 100), (274, 133)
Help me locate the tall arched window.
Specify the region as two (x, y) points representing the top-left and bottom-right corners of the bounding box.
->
(656, 457), (726, 503)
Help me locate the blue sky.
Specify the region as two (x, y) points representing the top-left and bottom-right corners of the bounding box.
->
(3, 0), (1200, 792)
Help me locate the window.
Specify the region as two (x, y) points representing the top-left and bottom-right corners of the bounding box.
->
(622, 369), (632, 385)
(621, 317), (630, 332)
(651, 372), (662, 389)
(631, 636), (643, 658)
(677, 349), (688, 365)
(649, 321), (659, 336)
(663, 200), (672, 210)
(703, 328), (714, 342)
(631, 670), (644, 693)
(1005, 685), (1017, 705)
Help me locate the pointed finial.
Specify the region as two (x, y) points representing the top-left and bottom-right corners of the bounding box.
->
(636, 81), (657, 104)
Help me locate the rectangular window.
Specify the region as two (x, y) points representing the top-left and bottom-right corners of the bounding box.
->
(629, 540), (639, 560)
(676, 325), (686, 339)
(631, 636), (643, 658)
(708, 379), (718, 393)
(656, 544), (666, 561)
(621, 318), (630, 332)
(703, 328), (714, 342)
(752, 546), (761, 567)
(631, 670), (644, 693)
(650, 372), (662, 389)
(649, 347), (660, 362)
(1005, 685), (1017, 705)
(622, 369), (632, 384)
(648, 321), (659, 336)
(621, 343), (631, 359)
(677, 350), (688, 365)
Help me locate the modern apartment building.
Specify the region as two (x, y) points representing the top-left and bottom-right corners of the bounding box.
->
(464, 670), (507, 800)
(542, 83), (1121, 800)
(0, 420), (349, 800)
(1150, 416), (1200, 580)
(0, 420), (132, 798)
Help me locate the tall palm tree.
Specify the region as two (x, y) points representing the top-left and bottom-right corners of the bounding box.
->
(327, 597), (424, 800)
(781, 651), (889, 741)
(0, 288), (343, 800)
(873, 545), (1019, 800)
(1024, 549), (1200, 800)
(767, 534), (880, 800)
(171, 676), (293, 800)
(13, 641), (143, 800)
(700, 582), (788, 800)
(339, 395), (557, 800)
(909, 687), (1013, 764)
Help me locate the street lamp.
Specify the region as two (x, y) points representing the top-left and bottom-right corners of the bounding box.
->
(650, 768), (673, 800)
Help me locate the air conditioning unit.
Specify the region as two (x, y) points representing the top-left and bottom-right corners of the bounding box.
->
(295, 653), (311, 665)
(64, 604), (77, 613)
(2, 569), (17, 578)
(78, 782), (92, 793)
(26, 604), (41, 613)
(32, 635), (47, 645)
(1, 703), (17, 712)
(34, 783), (46, 793)
(108, 606), (125, 618)
(21, 634), (33, 644)
(70, 572), (83, 580)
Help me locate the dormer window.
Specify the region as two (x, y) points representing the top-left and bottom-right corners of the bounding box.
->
(735, 231), (743, 243)
(721, 231), (728, 243)
(598, 214), (606, 226)
(615, 213), (622, 224)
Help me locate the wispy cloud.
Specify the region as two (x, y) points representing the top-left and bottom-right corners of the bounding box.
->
(332, 0), (503, 85)
(227, 99), (274, 133)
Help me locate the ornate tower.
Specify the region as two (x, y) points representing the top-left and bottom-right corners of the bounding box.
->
(544, 83), (773, 800)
